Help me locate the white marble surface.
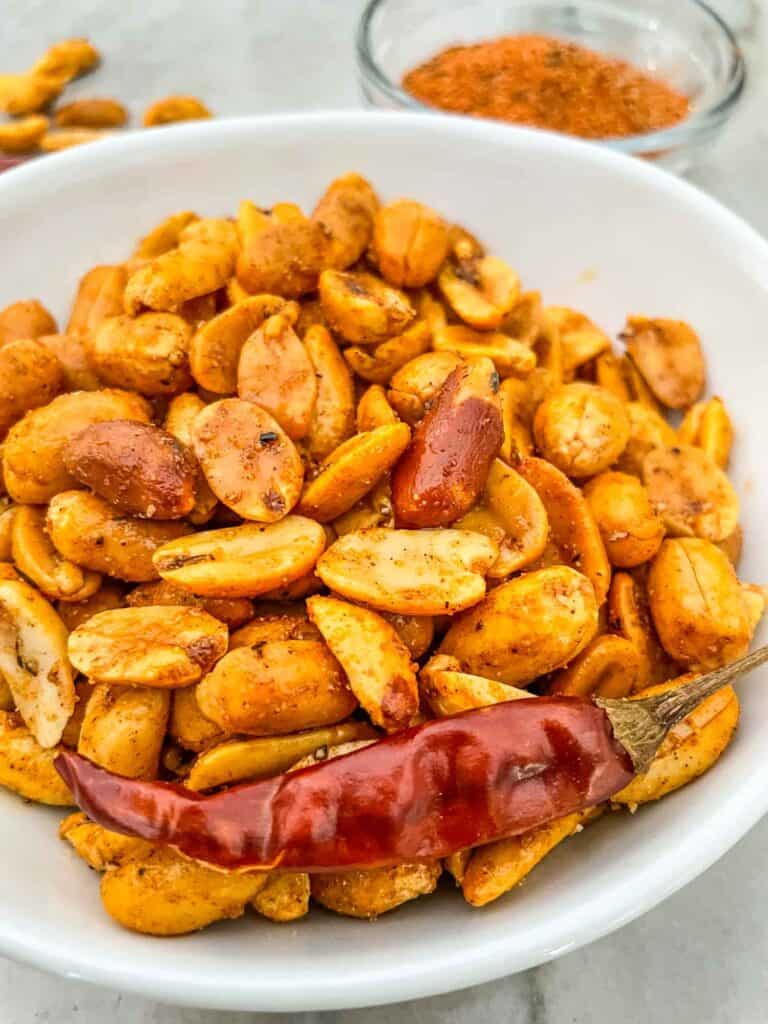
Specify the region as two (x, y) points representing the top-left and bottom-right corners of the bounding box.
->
(2, 1), (768, 1020)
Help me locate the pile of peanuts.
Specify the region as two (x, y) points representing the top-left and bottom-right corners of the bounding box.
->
(0, 37), (211, 156)
(0, 173), (761, 933)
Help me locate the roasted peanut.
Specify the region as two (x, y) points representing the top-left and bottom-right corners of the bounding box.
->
(169, 684), (226, 752)
(317, 527), (498, 615)
(11, 505), (100, 601)
(236, 210), (327, 299)
(318, 270), (414, 344)
(583, 471), (665, 568)
(549, 634), (641, 698)
(60, 813), (153, 870)
(153, 517), (326, 598)
(381, 612), (434, 659)
(617, 401), (677, 476)
(56, 581), (125, 632)
(392, 358), (502, 528)
(0, 578), (74, 747)
(594, 350), (632, 402)
(440, 566), (598, 685)
(0, 338), (64, 438)
(498, 377), (534, 460)
(133, 211), (199, 261)
(344, 320), (431, 385)
(143, 95), (212, 127)
(642, 444), (738, 543)
(196, 640), (356, 735)
(38, 333), (101, 391)
(648, 538), (751, 669)
(312, 862), (442, 919)
(40, 129), (110, 151)
(78, 684), (170, 778)
(311, 172), (379, 269)
(0, 114), (49, 154)
(420, 654), (531, 716)
(547, 307), (610, 381)
(66, 265), (126, 336)
(608, 572), (676, 690)
(438, 246), (519, 330)
(0, 73), (65, 116)
(126, 579), (253, 629)
(0, 298), (57, 345)
(533, 382), (630, 478)
(298, 423), (410, 522)
(387, 351), (463, 424)
(0, 711), (72, 805)
(125, 237), (236, 315)
(622, 316), (705, 409)
(88, 313), (193, 396)
(678, 396), (734, 469)
(356, 384), (399, 432)
(191, 398), (304, 521)
(230, 609), (320, 648)
(252, 872), (310, 922)
(308, 596), (419, 732)
(303, 324), (356, 459)
(32, 38), (100, 81)
(163, 392), (219, 524)
(54, 97), (127, 128)
(433, 325), (536, 379)
(372, 198), (449, 287)
(501, 290), (543, 346)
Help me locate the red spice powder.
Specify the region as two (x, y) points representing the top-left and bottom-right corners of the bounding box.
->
(402, 34), (690, 139)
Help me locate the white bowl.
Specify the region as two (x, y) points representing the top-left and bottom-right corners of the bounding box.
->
(0, 112), (766, 1012)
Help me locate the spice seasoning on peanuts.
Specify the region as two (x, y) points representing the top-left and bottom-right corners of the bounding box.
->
(402, 34), (690, 139)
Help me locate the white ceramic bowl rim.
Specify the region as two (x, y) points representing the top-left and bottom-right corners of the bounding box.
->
(1, 112), (768, 1011)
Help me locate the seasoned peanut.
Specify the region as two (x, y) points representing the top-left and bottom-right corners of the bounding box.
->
(549, 634), (641, 698)
(312, 862), (442, 919)
(191, 398), (304, 521)
(440, 566), (599, 685)
(0, 578), (74, 747)
(381, 612), (434, 659)
(356, 384), (399, 432)
(126, 580), (253, 629)
(89, 313), (193, 395)
(373, 198), (449, 287)
(0, 711), (72, 805)
(196, 640), (356, 735)
(78, 684), (170, 779)
(583, 471), (665, 568)
(0, 114), (49, 154)
(642, 444), (738, 543)
(153, 517), (326, 598)
(0, 298), (57, 345)
(66, 265), (126, 336)
(595, 350), (632, 402)
(608, 572), (676, 690)
(55, 97), (127, 128)
(163, 393), (219, 524)
(252, 872), (310, 922)
(533, 382), (630, 478)
(387, 350), (463, 424)
(64, 420), (197, 519)
(125, 237), (236, 315)
(68, 606), (228, 687)
(169, 684), (226, 752)
(60, 812), (153, 870)
(438, 246), (520, 330)
(678, 396), (733, 469)
(617, 401), (677, 476)
(318, 270), (414, 344)
(32, 38), (100, 81)
(312, 172), (379, 269)
(237, 210), (327, 299)
(0, 73), (65, 116)
(433, 325), (536, 378)
(0, 338), (64, 438)
(317, 527), (498, 615)
(143, 95), (212, 127)
(622, 316), (705, 409)
(56, 582), (125, 632)
(344, 320), (431, 385)
(498, 377), (534, 460)
(11, 505), (101, 601)
(420, 654), (531, 716)
(304, 324), (356, 459)
(38, 333), (101, 391)
(547, 307), (610, 379)
(134, 211), (199, 261)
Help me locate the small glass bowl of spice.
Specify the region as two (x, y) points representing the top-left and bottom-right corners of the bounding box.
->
(356, 0), (745, 173)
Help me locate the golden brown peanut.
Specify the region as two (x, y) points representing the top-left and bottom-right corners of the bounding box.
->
(317, 527), (498, 615)
(252, 872), (310, 922)
(0, 73), (65, 116)
(617, 401), (677, 476)
(608, 571), (676, 690)
(0, 338), (64, 438)
(126, 580), (253, 629)
(0, 711), (72, 805)
(100, 846), (265, 936)
(344, 320), (431, 386)
(66, 265), (126, 336)
(185, 721), (377, 790)
(332, 476), (394, 536)
(88, 313), (193, 395)
(196, 640), (356, 735)
(613, 680), (739, 805)
(583, 471), (665, 568)
(298, 423), (411, 522)
(547, 307), (610, 379)
(11, 505), (100, 602)
(648, 538), (750, 670)
(387, 351), (463, 424)
(595, 350), (632, 402)
(189, 294), (289, 394)
(68, 606), (228, 687)
(516, 455), (611, 605)
(54, 97), (127, 128)
(498, 377), (534, 460)
(229, 609), (320, 648)
(0, 114), (49, 153)
(381, 612), (434, 659)
(163, 392), (219, 525)
(237, 310), (317, 439)
(420, 654), (531, 716)
(0, 578), (74, 748)
(179, 217), (238, 251)
(549, 634), (641, 698)
(169, 684), (225, 752)
(444, 850), (471, 885)
(642, 444), (738, 543)
(59, 678), (92, 749)
(236, 209), (327, 299)
(373, 198), (449, 287)
(78, 684), (170, 779)
(191, 398), (304, 521)
(63, 420), (197, 520)
(40, 129), (110, 151)
(356, 384), (399, 432)
(438, 246), (520, 330)
(3, 388), (151, 504)
(153, 517), (326, 598)
(533, 382), (630, 478)
(304, 324), (356, 459)
(308, 596), (419, 732)
(440, 566), (598, 685)
(32, 38), (100, 80)
(125, 238), (236, 315)
(311, 172), (379, 269)
(56, 582), (125, 632)
(622, 316), (705, 409)
(501, 289), (543, 344)
(59, 812), (153, 870)
(678, 396), (734, 469)
(143, 95), (212, 126)
(38, 333), (101, 391)
(456, 459), (548, 578)
(433, 325), (536, 378)
(312, 862), (442, 919)
(47, 490), (189, 582)
(318, 270), (414, 344)
(462, 813), (584, 907)
(717, 523), (744, 566)
(0, 298), (57, 345)
(134, 211), (199, 261)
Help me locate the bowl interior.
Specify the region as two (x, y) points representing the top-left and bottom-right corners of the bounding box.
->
(0, 113), (766, 1012)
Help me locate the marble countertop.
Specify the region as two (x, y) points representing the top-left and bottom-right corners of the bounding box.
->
(2, 2), (767, 1021)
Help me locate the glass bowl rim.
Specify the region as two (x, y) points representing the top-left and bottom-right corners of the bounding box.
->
(355, 0), (747, 154)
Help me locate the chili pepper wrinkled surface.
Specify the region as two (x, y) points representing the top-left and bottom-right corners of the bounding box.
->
(56, 697), (634, 871)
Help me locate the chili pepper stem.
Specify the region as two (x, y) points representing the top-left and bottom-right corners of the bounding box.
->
(596, 644), (768, 773)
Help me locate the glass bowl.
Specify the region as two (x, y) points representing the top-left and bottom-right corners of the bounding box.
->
(356, 0), (746, 173)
